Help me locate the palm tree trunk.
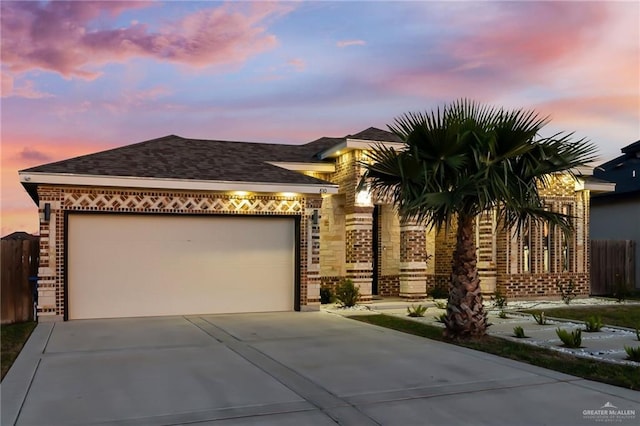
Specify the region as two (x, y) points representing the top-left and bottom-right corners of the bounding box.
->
(444, 214), (488, 339)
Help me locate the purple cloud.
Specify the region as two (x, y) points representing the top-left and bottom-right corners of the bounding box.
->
(1, 1), (292, 79)
(18, 147), (52, 162)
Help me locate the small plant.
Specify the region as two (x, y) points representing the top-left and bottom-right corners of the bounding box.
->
(513, 326), (527, 338)
(407, 304), (428, 317)
(624, 346), (640, 362)
(613, 274), (630, 303)
(319, 287), (334, 305)
(434, 313), (447, 323)
(335, 279), (360, 308)
(556, 328), (582, 348)
(557, 279), (577, 305)
(428, 283), (449, 300)
(532, 311), (547, 325)
(498, 310), (508, 319)
(584, 315), (603, 332)
(434, 300), (447, 310)
(492, 291), (508, 310)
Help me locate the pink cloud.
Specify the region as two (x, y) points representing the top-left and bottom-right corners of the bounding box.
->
(337, 40), (366, 48)
(533, 95), (639, 126)
(100, 86), (173, 114)
(287, 58), (306, 72)
(377, 2), (634, 102)
(446, 2), (609, 73)
(1, 73), (54, 99)
(1, 1), (291, 80)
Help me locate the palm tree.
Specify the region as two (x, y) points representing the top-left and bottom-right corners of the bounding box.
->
(362, 99), (597, 339)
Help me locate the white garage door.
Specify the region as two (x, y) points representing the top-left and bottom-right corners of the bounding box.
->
(67, 214), (295, 319)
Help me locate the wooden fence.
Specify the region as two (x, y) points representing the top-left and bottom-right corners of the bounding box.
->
(1, 239), (39, 324)
(590, 239), (635, 296)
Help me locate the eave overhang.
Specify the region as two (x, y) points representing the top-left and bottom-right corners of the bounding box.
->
(318, 138), (406, 159)
(574, 178), (616, 193)
(19, 171), (339, 204)
(266, 161), (336, 173)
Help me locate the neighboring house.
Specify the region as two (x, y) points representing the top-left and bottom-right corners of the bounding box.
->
(1, 231), (38, 241)
(19, 128), (608, 321)
(591, 140), (640, 289)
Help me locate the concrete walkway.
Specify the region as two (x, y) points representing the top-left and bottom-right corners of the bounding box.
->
(1, 312), (638, 425)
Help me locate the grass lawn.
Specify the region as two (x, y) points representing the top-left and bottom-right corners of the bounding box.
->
(349, 314), (640, 390)
(1, 321), (36, 381)
(521, 305), (640, 329)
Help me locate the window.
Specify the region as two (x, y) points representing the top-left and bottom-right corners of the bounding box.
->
(523, 220), (531, 273)
(561, 204), (573, 272)
(543, 205), (551, 272)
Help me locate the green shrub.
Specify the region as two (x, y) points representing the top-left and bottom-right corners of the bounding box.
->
(492, 291), (507, 310)
(407, 304), (428, 317)
(613, 274), (630, 303)
(498, 311), (508, 319)
(335, 279), (360, 307)
(584, 315), (603, 332)
(532, 311), (547, 325)
(319, 287), (334, 304)
(434, 313), (447, 323)
(434, 300), (447, 310)
(557, 280), (577, 305)
(624, 346), (640, 362)
(513, 326), (527, 338)
(428, 283), (449, 300)
(556, 328), (582, 348)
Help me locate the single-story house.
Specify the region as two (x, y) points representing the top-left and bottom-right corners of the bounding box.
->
(19, 128), (610, 321)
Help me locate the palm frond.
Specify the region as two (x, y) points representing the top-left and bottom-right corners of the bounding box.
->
(360, 99), (597, 233)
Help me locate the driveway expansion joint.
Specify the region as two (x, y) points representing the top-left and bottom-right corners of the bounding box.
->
(188, 316), (380, 426)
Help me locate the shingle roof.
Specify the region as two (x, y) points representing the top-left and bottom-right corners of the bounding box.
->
(346, 127), (402, 143)
(20, 128), (396, 185)
(593, 140), (640, 198)
(621, 140), (640, 154)
(1, 231), (39, 241)
(21, 135), (337, 185)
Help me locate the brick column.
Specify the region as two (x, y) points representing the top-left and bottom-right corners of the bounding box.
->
(345, 210), (373, 302)
(399, 218), (427, 299)
(303, 198), (322, 311)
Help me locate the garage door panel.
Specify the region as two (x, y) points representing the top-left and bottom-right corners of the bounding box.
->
(68, 215), (295, 319)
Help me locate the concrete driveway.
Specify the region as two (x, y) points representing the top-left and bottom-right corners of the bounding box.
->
(1, 312), (638, 426)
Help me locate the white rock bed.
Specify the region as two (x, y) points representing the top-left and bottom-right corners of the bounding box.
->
(501, 335), (640, 367)
(323, 298), (640, 366)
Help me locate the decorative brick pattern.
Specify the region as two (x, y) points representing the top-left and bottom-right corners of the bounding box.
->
(36, 186), (316, 319)
(305, 197), (323, 308)
(378, 275), (400, 296)
(399, 219), (427, 299)
(345, 212), (373, 302)
(62, 191), (303, 214)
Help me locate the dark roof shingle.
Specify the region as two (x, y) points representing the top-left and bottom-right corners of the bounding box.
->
(20, 127), (401, 185)
(21, 135), (334, 185)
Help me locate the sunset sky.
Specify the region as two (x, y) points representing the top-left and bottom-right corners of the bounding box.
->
(1, 0), (639, 236)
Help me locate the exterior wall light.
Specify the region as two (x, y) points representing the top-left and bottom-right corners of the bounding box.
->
(355, 188), (372, 207)
(43, 203), (51, 222)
